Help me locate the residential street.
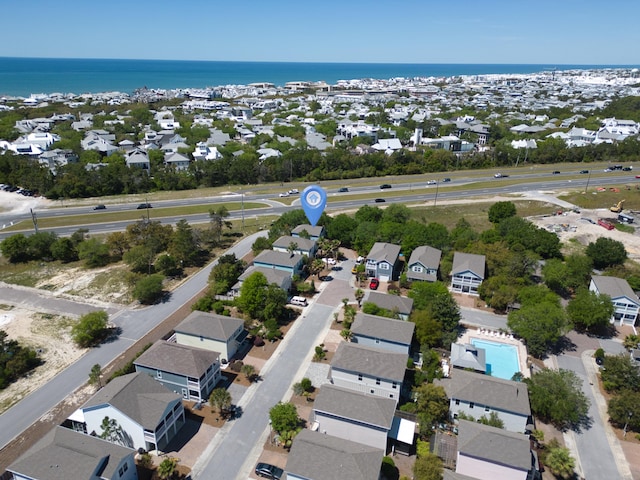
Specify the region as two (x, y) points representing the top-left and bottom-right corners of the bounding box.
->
(0, 231), (267, 453)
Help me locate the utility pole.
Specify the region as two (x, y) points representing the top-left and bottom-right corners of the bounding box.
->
(434, 178), (440, 207)
(584, 171), (592, 194)
(30, 208), (38, 233)
(241, 190), (245, 231)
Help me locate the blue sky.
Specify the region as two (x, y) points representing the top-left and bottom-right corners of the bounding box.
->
(1, 0), (639, 64)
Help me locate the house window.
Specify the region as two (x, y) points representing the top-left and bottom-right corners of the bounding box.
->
(119, 467), (124, 477)
(485, 406), (490, 412)
(379, 263), (389, 270)
(375, 338), (380, 344)
(200, 335), (204, 341)
(370, 389), (375, 394)
(469, 402), (474, 409)
(358, 374), (363, 381)
(453, 413), (458, 419)
(123, 463), (128, 472)
(156, 370), (162, 379)
(390, 394), (394, 398)
(455, 399), (460, 405)
(392, 382), (397, 389)
(412, 265), (423, 273)
(376, 378), (381, 385)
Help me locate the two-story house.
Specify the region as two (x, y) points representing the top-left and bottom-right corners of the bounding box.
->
(125, 148), (151, 170)
(252, 250), (305, 277)
(272, 235), (318, 258)
(329, 342), (407, 404)
(365, 242), (401, 281)
(350, 312), (415, 355)
(291, 224), (325, 241)
(134, 340), (221, 402)
(406, 245), (442, 283)
(450, 252), (486, 295)
(174, 311), (246, 363)
(455, 420), (539, 480)
(285, 429), (383, 480)
(232, 266), (293, 297)
(589, 275), (640, 326)
(68, 372), (185, 453)
(8, 426), (138, 480)
(311, 384), (396, 450)
(435, 369), (532, 434)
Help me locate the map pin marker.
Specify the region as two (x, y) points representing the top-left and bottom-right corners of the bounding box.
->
(301, 185), (327, 227)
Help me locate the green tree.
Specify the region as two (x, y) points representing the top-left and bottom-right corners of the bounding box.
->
(586, 237), (628, 269)
(169, 219), (200, 267)
(525, 368), (590, 430)
(623, 334), (640, 351)
(269, 401), (301, 433)
(241, 363), (257, 382)
(50, 237), (78, 263)
(251, 236), (272, 255)
(105, 231), (130, 258)
(478, 411), (505, 429)
(410, 310), (443, 348)
(0, 234), (30, 262)
(607, 389), (640, 431)
(413, 452), (443, 480)
(544, 439), (576, 479)
(155, 254), (181, 277)
(27, 231), (58, 260)
(77, 238), (110, 268)
(209, 254), (246, 295)
(542, 258), (569, 294)
(354, 288), (365, 307)
(123, 245), (155, 273)
(410, 383), (449, 435)
(71, 310), (109, 348)
(566, 287), (614, 332)
(236, 271), (268, 319)
(507, 301), (566, 358)
(488, 201), (517, 223)
(133, 274), (165, 304)
(601, 354), (640, 392)
(88, 363), (102, 389)
(564, 253), (593, 291)
(99, 416), (127, 446)
(209, 387), (232, 415)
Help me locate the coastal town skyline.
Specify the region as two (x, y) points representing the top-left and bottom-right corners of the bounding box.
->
(2, 0), (640, 65)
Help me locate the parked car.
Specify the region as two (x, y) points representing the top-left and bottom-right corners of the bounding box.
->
(255, 462), (284, 479)
(338, 187), (349, 192)
(379, 184), (392, 189)
(374, 198), (386, 203)
(369, 278), (380, 290)
(136, 203), (152, 209)
(93, 204), (106, 210)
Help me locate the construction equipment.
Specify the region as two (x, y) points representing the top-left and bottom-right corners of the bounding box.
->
(598, 219), (615, 230)
(610, 199), (625, 213)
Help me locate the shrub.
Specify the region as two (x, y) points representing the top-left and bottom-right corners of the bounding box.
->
(253, 336), (265, 347)
(71, 311), (109, 348)
(230, 360), (244, 373)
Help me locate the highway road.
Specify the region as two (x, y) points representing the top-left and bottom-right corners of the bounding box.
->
(0, 170), (635, 240)
(0, 230), (267, 455)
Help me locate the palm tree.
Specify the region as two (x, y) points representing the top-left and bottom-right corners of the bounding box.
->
(310, 258), (325, 278)
(209, 387), (232, 416)
(354, 288), (365, 307)
(157, 457), (178, 480)
(274, 429), (297, 449)
(241, 363), (256, 382)
(624, 334), (640, 351)
(544, 441), (575, 479)
(88, 363), (102, 390)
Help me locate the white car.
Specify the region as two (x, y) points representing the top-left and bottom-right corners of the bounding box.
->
(279, 192), (290, 197)
(426, 180), (437, 185)
(288, 188), (299, 194)
(323, 257), (336, 265)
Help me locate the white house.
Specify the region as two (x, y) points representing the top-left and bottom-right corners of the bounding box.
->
(68, 372), (185, 453)
(329, 342), (407, 404)
(589, 275), (640, 326)
(450, 252), (486, 295)
(192, 142), (223, 161)
(455, 420), (538, 480)
(435, 369), (532, 434)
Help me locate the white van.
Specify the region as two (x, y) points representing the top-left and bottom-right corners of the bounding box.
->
(290, 296), (308, 307)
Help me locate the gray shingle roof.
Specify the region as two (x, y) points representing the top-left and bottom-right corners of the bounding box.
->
(175, 310), (244, 342)
(351, 312), (415, 346)
(435, 369), (530, 416)
(452, 252), (486, 278)
(314, 385), (396, 429)
(82, 372), (181, 430)
(253, 249), (303, 268)
(407, 245), (442, 281)
(291, 224), (325, 238)
(8, 426), (135, 480)
(591, 275), (639, 302)
(331, 343), (407, 382)
(272, 235), (316, 252)
(457, 420), (533, 471)
(363, 291), (414, 315)
(450, 343), (486, 372)
(134, 340), (219, 378)
(237, 265), (291, 287)
(367, 242), (401, 264)
(285, 429), (383, 480)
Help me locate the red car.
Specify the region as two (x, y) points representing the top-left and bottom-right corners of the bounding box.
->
(369, 278), (380, 290)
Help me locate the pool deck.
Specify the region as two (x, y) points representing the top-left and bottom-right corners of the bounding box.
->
(457, 328), (531, 379)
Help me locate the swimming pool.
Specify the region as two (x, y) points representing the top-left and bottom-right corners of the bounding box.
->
(471, 339), (520, 380)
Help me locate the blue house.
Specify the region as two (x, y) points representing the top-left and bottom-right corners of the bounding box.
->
(365, 242), (401, 281)
(252, 250), (305, 277)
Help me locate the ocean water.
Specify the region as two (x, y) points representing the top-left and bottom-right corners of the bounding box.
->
(0, 57), (636, 97)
